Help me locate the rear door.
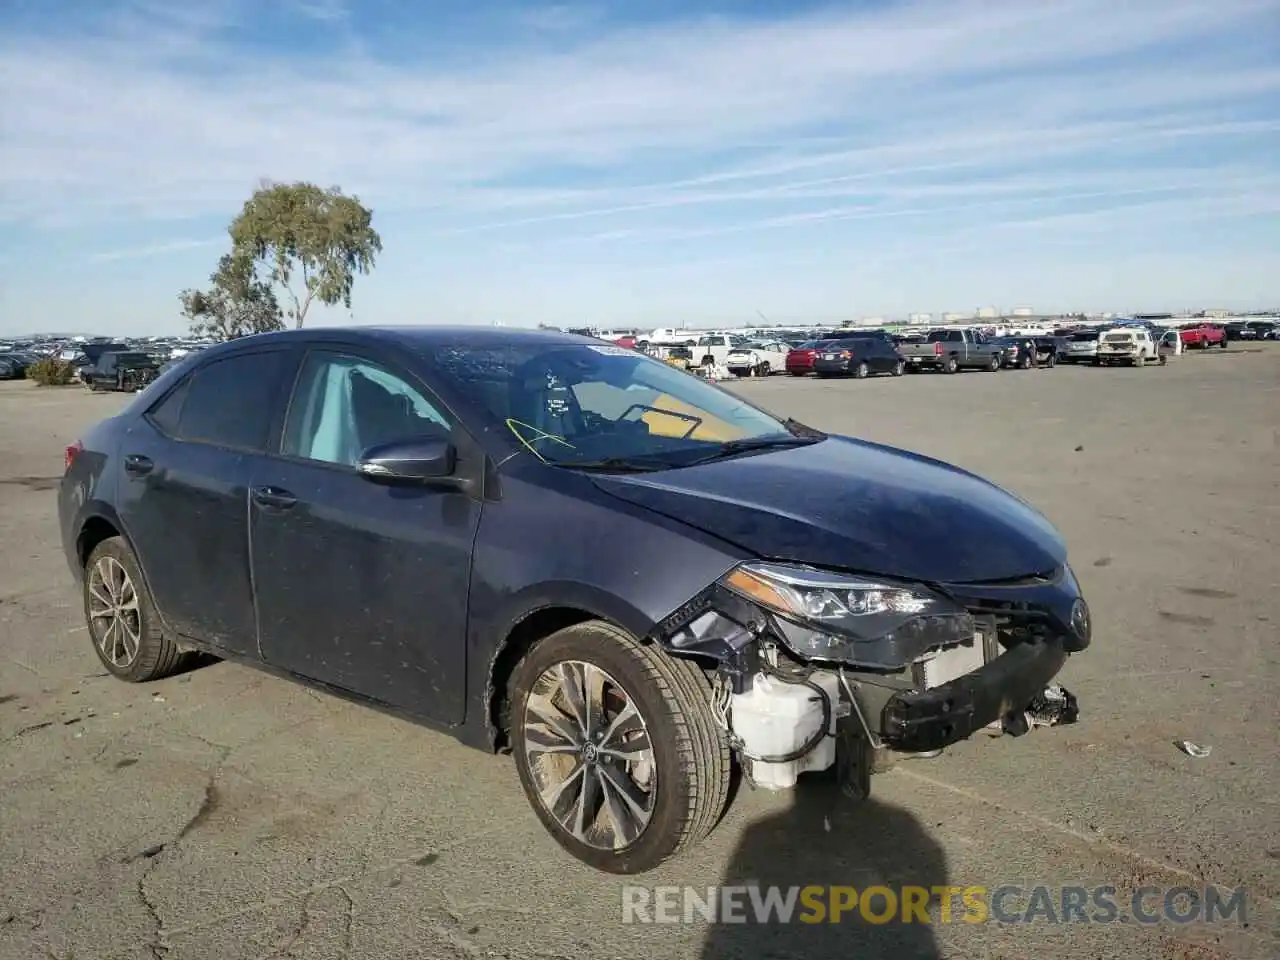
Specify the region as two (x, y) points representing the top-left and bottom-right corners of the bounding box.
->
(117, 347), (300, 657)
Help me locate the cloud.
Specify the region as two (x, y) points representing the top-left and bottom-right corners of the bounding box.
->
(513, 4), (601, 33)
(88, 238), (223, 262)
(286, 0), (348, 23)
(0, 0), (1277, 251)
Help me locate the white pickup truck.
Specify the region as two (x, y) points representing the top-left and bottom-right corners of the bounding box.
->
(692, 334), (752, 368)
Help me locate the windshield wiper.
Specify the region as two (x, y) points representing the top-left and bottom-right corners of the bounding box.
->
(682, 434), (822, 466)
(782, 417), (826, 440)
(557, 457), (669, 473)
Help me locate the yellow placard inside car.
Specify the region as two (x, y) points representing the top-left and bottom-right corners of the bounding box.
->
(641, 393), (751, 442)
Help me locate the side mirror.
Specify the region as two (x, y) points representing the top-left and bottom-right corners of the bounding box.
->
(357, 436), (456, 484)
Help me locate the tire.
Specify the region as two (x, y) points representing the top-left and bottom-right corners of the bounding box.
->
(1219, 338), (1228, 350)
(83, 537), (188, 682)
(891, 360), (905, 377)
(509, 621), (731, 874)
(758, 361), (770, 376)
(943, 356), (959, 374)
(989, 354), (1003, 372)
(1047, 355), (1057, 368)
(700, 356), (715, 368)
(854, 361), (869, 379)
(1019, 353), (1031, 370)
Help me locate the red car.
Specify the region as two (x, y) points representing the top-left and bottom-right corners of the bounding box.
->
(785, 341), (821, 376)
(1179, 324), (1227, 349)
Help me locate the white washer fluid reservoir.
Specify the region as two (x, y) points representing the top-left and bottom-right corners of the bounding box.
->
(729, 671), (841, 790)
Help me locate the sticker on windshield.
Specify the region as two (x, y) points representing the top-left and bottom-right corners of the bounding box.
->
(585, 344), (637, 356)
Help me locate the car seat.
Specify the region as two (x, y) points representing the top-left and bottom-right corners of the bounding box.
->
(509, 366), (585, 439)
(349, 369), (414, 452)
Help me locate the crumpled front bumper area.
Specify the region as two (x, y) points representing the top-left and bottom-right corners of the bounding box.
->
(880, 637), (1074, 752)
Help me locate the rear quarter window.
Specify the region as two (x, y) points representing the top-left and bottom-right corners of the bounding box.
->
(145, 378), (190, 436)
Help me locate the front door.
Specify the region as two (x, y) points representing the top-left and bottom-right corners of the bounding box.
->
(248, 348), (481, 724)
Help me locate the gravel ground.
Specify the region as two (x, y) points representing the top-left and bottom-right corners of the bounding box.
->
(1, 346), (1277, 960)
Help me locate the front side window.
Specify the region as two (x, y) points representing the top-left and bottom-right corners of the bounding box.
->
(174, 351), (292, 452)
(428, 342), (819, 469)
(281, 351), (452, 467)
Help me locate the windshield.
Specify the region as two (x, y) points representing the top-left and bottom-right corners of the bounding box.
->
(1070, 332), (1099, 341)
(428, 342), (819, 468)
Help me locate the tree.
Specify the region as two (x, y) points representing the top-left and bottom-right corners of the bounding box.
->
(179, 252), (285, 341)
(228, 180), (382, 329)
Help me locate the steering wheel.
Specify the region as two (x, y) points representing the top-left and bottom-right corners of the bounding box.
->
(618, 403), (704, 440)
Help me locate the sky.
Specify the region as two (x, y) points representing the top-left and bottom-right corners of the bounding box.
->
(1, 0), (1278, 336)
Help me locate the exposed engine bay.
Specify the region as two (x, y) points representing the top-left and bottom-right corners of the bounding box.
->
(652, 565), (1084, 799)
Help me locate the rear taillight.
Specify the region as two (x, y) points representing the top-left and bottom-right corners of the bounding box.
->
(934, 342), (943, 355)
(839, 350), (851, 358)
(65, 441), (82, 472)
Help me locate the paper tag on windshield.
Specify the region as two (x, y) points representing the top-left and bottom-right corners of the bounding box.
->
(585, 345), (638, 356)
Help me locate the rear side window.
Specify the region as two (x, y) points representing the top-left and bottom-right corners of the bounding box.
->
(173, 351), (293, 452)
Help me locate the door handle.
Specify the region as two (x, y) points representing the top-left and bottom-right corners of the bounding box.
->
(251, 486), (298, 510)
(123, 454), (154, 477)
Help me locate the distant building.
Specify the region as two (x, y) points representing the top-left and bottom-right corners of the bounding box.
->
(1010, 306), (1034, 317)
(941, 312), (970, 323)
(908, 313), (932, 324)
(976, 306), (999, 319)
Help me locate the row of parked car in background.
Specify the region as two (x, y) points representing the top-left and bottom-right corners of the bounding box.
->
(3, 318), (1275, 386)
(610, 316), (1277, 381)
(0, 335), (214, 387)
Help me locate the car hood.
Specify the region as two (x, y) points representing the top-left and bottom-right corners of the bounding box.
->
(589, 436), (1067, 584)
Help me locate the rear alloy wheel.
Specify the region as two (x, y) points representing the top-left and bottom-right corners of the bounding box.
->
(510, 621), (730, 874)
(990, 354), (1003, 372)
(84, 537), (188, 682)
(757, 361), (770, 376)
(943, 356), (959, 374)
(854, 361), (869, 379)
(892, 359), (905, 377)
(1019, 353), (1032, 369)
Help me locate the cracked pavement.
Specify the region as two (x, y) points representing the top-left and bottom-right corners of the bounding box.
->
(1, 352), (1277, 959)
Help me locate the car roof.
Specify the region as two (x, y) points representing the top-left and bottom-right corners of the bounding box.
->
(183, 325), (600, 364)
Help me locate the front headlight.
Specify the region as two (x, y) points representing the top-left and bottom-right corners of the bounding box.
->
(720, 561), (977, 669)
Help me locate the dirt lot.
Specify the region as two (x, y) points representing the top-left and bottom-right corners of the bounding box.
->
(1, 348), (1277, 960)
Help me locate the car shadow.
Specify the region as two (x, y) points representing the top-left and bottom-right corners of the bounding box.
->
(699, 778), (947, 959)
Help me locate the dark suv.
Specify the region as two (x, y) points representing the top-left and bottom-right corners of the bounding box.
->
(58, 327), (1091, 874)
(811, 338), (906, 378)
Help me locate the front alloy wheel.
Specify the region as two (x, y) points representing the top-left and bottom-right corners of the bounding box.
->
(522, 662), (656, 850)
(511, 621), (730, 873)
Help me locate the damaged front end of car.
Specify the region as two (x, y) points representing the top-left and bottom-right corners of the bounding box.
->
(650, 561), (1089, 800)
